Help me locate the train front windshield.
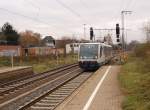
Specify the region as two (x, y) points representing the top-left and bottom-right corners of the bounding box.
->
(79, 44), (98, 59)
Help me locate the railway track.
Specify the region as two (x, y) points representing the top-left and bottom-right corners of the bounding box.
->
(0, 63), (78, 104)
(24, 72), (93, 110)
(0, 63), (94, 110)
(0, 66), (84, 110)
(0, 63), (77, 87)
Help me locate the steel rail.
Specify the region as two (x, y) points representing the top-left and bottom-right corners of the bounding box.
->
(0, 68), (83, 110)
(0, 63), (78, 87)
(0, 64), (78, 99)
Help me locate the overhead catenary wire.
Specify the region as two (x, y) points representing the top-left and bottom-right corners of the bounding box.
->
(124, 0), (136, 10)
(24, 0), (89, 35)
(55, 0), (81, 18)
(0, 5), (61, 33)
(25, 0), (40, 9)
(31, 0), (87, 23)
(0, 7), (50, 26)
(79, 0), (89, 9)
(113, 0), (134, 23)
(24, 0), (41, 18)
(32, 0), (89, 24)
(55, 0), (91, 38)
(0, 7), (60, 35)
(55, 0), (89, 24)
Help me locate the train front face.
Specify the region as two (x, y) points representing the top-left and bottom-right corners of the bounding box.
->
(78, 44), (99, 71)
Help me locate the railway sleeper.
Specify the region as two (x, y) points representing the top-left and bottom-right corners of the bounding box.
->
(45, 96), (65, 99)
(40, 99), (61, 103)
(30, 106), (54, 110)
(35, 102), (57, 106)
(60, 86), (77, 89)
(55, 90), (73, 93)
(51, 92), (70, 95)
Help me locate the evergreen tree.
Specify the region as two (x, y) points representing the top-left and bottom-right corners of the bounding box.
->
(1, 22), (20, 45)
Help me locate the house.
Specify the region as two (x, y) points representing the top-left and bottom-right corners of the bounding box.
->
(42, 36), (55, 47)
(66, 43), (80, 54)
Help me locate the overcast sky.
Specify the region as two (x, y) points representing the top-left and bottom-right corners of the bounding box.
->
(0, 0), (150, 43)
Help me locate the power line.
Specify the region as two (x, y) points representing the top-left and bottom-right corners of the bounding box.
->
(125, 0), (135, 9)
(31, 0), (88, 24)
(0, 7), (56, 28)
(55, 0), (88, 23)
(24, 0), (89, 29)
(23, 0), (41, 20)
(79, 0), (89, 9)
(113, 0), (125, 22)
(24, 0), (85, 26)
(24, 0), (40, 9)
(0, 7), (63, 36)
(0, 7), (80, 36)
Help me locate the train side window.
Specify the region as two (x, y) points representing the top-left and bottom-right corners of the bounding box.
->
(70, 44), (73, 47)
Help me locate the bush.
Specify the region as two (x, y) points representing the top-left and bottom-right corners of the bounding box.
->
(119, 43), (150, 110)
(134, 43), (150, 58)
(0, 57), (11, 66)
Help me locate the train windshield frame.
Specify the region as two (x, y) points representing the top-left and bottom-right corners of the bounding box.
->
(79, 44), (98, 59)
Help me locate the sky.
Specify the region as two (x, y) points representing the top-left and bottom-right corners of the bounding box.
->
(0, 0), (150, 43)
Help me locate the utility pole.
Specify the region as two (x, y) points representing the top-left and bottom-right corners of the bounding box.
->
(83, 24), (86, 39)
(11, 53), (14, 68)
(121, 11), (132, 50)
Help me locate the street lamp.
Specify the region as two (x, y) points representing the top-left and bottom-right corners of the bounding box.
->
(83, 24), (86, 39)
(121, 10), (132, 50)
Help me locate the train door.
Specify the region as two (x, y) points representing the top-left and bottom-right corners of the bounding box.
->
(99, 44), (105, 64)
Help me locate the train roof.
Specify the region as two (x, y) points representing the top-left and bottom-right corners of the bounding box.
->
(79, 42), (112, 47)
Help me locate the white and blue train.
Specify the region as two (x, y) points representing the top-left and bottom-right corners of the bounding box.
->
(78, 42), (113, 70)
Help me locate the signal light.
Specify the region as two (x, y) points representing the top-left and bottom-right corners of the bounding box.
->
(116, 24), (120, 35)
(116, 23), (120, 43)
(117, 39), (120, 42)
(116, 34), (119, 38)
(118, 43), (122, 47)
(90, 27), (94, 40)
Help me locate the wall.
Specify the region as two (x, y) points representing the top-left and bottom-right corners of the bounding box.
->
(0, 45), (21, 56)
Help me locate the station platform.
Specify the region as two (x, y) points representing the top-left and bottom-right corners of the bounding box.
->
(55, 66), (123, 110)
(0, 66), (33, 84)
(0, 66), (31, 73)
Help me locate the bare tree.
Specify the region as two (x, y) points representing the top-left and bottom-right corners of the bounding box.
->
(56, 36), (77, 48)
(19, 30), (42, 47)
(127, 40), (139, 51)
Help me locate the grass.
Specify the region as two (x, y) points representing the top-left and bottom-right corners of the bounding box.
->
(119, 43), (150, 110)
(0, 54), (77, 73)
(32, 55), (77, 73)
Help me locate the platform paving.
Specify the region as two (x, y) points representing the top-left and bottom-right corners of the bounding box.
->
(0, 66), (31, 74)
(55, 66), (123, 110)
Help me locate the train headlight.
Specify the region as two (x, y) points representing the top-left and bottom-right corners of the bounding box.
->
(95, 56), (98, 59)
(83, 56), (87, 59)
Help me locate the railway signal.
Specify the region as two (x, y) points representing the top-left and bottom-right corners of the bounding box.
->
(90, 27), (94, 40)
(116, 23), (120, 43)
